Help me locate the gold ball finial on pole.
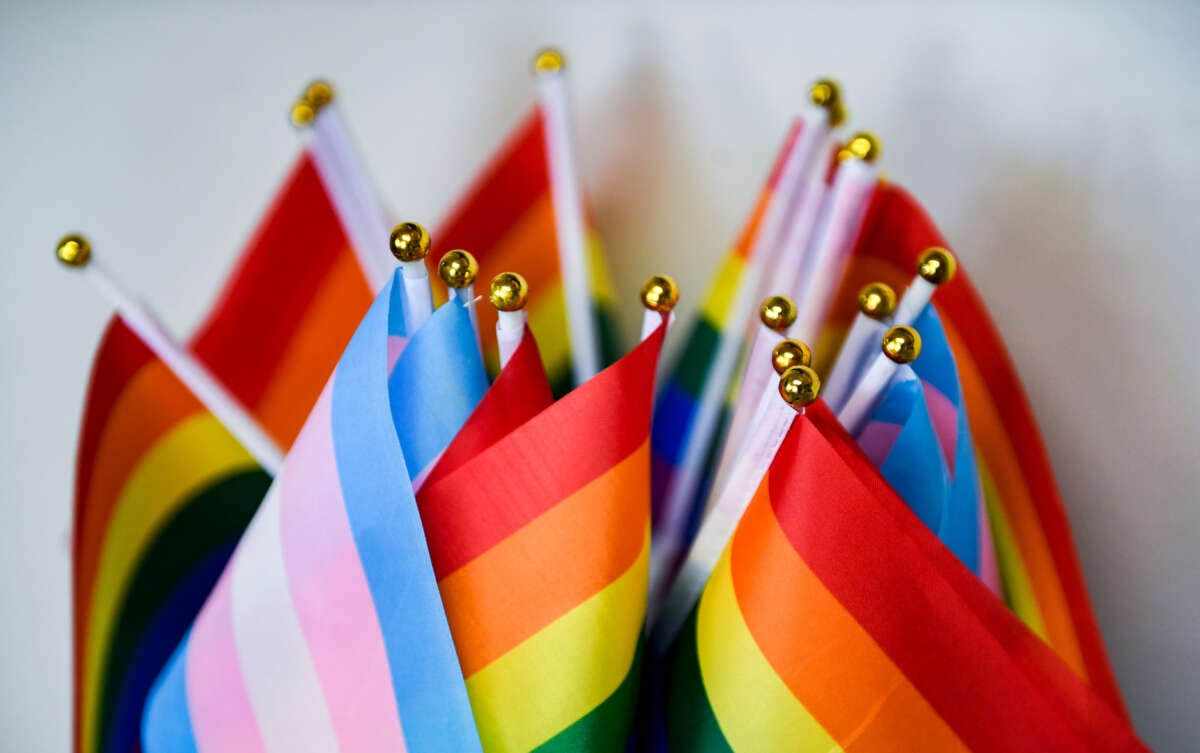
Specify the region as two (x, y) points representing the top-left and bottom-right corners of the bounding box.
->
(56, 233), (92, 268)
(533, 48), (566, 74)
(779, 364), (821, 407)
(882, 325), (921, 364)
(857, 282), (896, 320)
(839, 131), (882, 164)
(438, 250), (479, 289)
(760, 295), (797, 332)
(489, 272), (529, 312)
(771, 339), (812, 375)
(640, 275), (679, 313)
(390, 222), (430, 263)
(917, 247), (957, 286)
(290, 80), (335, 128)
(809, 78), (846, 128)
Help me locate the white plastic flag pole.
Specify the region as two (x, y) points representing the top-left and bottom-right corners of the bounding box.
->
(789, 133), (883, 345)
(533, 49), (600, 385)
(439, 250), (482, 357)
(639, 275), (679, 342)
(291, 82), (394, 291)
(821, 282), (897, 413)
(753, 79), (845, 309)
(651, 363), (819, 645)
(489, 272), (529, 370)
(837, 324), (922, 437)
(708, 295), (796, 504)
(56, 235), (285, 475)
(892, 247), (958, 326)
(389, 222), (435, 333)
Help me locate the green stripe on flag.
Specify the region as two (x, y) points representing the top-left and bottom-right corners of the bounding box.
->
(666, 608), (734, 753)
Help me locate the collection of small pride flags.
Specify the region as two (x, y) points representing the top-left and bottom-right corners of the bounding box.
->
(61, 49), (1149, 753)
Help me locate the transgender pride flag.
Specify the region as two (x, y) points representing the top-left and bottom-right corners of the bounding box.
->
(142, 273), (487, 753)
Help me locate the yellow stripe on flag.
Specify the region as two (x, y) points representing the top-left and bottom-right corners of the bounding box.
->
(697, 547), (840, 753)
(465, 529), (649, 753)
(699, 252), (747, 327)
(82, 414), (255, 753)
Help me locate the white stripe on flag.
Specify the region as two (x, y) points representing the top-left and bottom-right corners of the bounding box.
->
(231, 484), (340, 753)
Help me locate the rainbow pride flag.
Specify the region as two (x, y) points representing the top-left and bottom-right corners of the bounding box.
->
(142, 277), (487, 753)
(71, 152), (373, 753)
(436, 108), (621, 393)
(416, 316), (669, 752)
(660, 402), (1148, 752)
(821, 183), (1129, 714)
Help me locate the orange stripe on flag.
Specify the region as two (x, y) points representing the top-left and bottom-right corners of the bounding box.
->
(440, 442), (649, 676)
(733, 483), (971, 753)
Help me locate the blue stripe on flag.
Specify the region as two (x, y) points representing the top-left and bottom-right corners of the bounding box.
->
(140, 634), (199, 753)
(871, 369), (950, 532)
(331, 273), (483, 753)
(388, 298), (488, 479)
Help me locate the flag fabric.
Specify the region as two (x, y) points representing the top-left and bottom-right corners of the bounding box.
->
(908, 305), (1000, 589)
(142, 275), (488, 753)
(660, 402), (1149, 753)
(435, 108), (622, 392)
(71, 152), (374, 753)
(854, 366), (952, 533)
(649, 121), (803, 550)
(820, 183), (1128, 714)
(415, 316), (669, 752)
(854, 311), (999, 586)
(422, 325), (553, 490)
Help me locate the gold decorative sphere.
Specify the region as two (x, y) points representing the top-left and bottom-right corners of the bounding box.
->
(759, 295), (797, 331)
(56, 233), (91, 268)
(771, 339), (812, 374)
(290, 100), (316, 127)
(779, 365), (821, 407)
(533, 48), (566, 74)
(305, 80), (334, 109)
(489, 271), (529, 312)
(809, 78), (846, 127)
(882, 325), (921, 364)
(438, 250), (479, 289)
(390, 222), (430, 262)
(857, 282), (896, 320)
(640, 275), (679, 313)
(917, 247), (957, 285)
(840, 131), (882, 163)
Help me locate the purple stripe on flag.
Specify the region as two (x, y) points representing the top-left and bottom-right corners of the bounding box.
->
(184, 571), (264, 753)
(279, 385), (408, 753)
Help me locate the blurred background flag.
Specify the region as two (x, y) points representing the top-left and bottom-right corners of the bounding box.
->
(820, 182), (1129, 715)
(68, 86), (379, 753)
(434, 49), (621, 393)
(659, 397), (1149, 753)
(414, 282), (673, 752)
(142, 273), (486, 753)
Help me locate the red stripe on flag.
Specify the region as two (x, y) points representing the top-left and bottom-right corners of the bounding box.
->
(436, 110), (550, 260)
(189, 153), (352, 418)
(768, 403), (1147, 752)
(423, 327), (552, 490)
(418, 324), (664, 579)
(852, 184), (1126, 715)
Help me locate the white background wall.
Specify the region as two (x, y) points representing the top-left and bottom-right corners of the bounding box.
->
(2, 1), (1197, 750)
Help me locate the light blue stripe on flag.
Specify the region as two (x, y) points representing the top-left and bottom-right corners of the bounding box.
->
(332, 273), (483, 753)
(140, 633), (198, 753)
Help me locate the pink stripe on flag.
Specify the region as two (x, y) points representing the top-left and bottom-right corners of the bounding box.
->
(278, 384), (408, 753)
(978, 482), (1002, 595)
(185, 570), (265, 753)
(387, 335), (408, 372)
(855, 420), (903, 467)
(921, 380), (959, 474)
